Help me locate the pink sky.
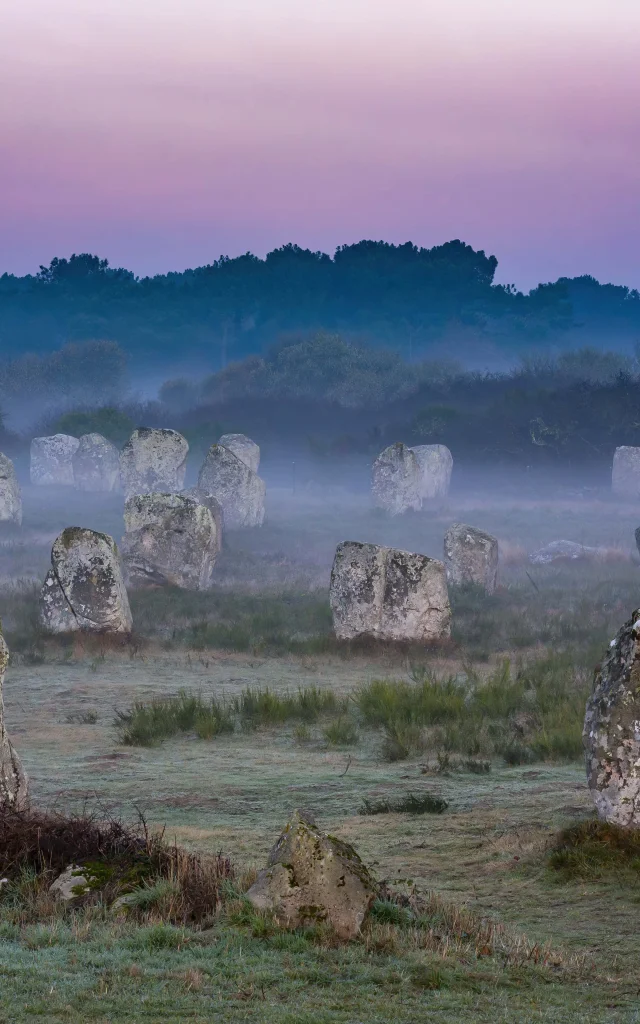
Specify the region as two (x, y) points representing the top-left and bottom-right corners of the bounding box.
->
(2, 0), (639, 289)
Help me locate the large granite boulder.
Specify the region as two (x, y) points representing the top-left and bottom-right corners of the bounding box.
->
(330, 541), (451, 642)
(40, 528), (132, 634)
(371, 443), (421, 516)
(247, 809), (377, 939)
(121, 493), (218, 590)
(443, 523), (498, 593)
(410, 444), (453, 500)
(218, 433), (260, 473)
(584, 609), (640, 826)
(198, 444), (265, 529)
(0, 454), (22, 526)
(72, 433), (120, 492)
(181, 487), (224, 553)
(0, 629), (29, 811)
(612, 446), (640, 499)
(30, 434), (80, 486)
(529, 539), (604, 565)
(119, 428), (188, 499)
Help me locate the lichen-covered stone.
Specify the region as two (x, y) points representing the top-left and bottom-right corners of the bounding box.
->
(198, 444), (265, 529)
(584, 609), (640, 827)
(0, 454), (22, 525)
(330, 541), (451, 642)
(529, 539), (603, 565)
(119, 428), (188, 498)
(72, 433), (120, 492)
(612, 446), (640, 498)
(30, 434), (80, 486)
(371, 443), (421, 516)
(181, 487), (224, 553)
(0, 630), (28, 811)
(443, 523), (498, 593)
(218, 433), (260, 473)
(121, 492), (218, 590)
(40, 528), (132, 634)
(49, 865), (95, 903)
(246, 809), (377, 939)
(410, 444), (453, 500)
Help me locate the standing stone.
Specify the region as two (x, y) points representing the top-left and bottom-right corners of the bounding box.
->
(330, 541), (451, 642)
(198, 444), (265, 529)
(72, 433), (120, 492)
(0, 454), (22, 526)
(410, 444), (453, 500)
(182, 487), (224, 553)
(218, 433), (260, 473)
(0, 630), (29, 811)
(612, 446), (640, 498)
(40, 528), (132, 634)
(247, 809), (377, 940)
(30, 434), (80, 486)
(443, 523), (498, 593)
(121, 493), (219, 590)
(584, 609), (640, 827)
(371, 443), (421, 516)
(119, 428), (188, 499)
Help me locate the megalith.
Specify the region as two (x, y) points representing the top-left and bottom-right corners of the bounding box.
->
(198, 444), (265, 529)
(584, 609), (640, 827)
(330, 541), (451, 642)
(612, 446), (640, 499)
(121, 492), (219, 590)
(119, 428), (188, 498)
(30, 434), (80, 486)
(181, 487), (224, 553)
(218, 433), (260, 473)
(40, 528), (132, 634)
(73, 433), (120, 492)
(0, 629), (29, 811)
(371, 443), (421, 516)
(0, 454), (22, 526)
(410, 444), (453, 500)
(443, 523), (498, 593)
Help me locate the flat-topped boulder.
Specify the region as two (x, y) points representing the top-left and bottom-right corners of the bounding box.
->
(0, 629), (29, 811)
(218, 433), (260, 473)
(30, 434), (79, 486)
(330, 540), (451, 642)
(444, 523), (498, 593)
(529, 539), (605, 565)
(40, 527), (132, 634)
(73, 433), (120, 492)
(198, 444), (265, 529)
(119, 428), (188, 498)
(0, 454), (22, 526)
(121, 492), (219, 590)
(584, 609), (640, 826)
(371, 443), (421, 516)
(612, 446), (640, 498)
(410, 444), (453, 500)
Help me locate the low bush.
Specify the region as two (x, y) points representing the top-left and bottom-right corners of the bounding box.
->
(359, 792), (449, 815)
(114, 691), (234, 746)
(548, 820), (640, 880)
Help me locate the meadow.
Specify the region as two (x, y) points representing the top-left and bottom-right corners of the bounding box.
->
(2, 465), (640, 1022)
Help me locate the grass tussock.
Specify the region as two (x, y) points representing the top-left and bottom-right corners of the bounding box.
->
(115, 691), (235, 746)
(548, 820), (640, 881)
(359, 792), (449, 815)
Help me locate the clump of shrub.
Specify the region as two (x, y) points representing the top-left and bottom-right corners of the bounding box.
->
(548, 820), (640, 881)
(234, 685), (345, 726)
(359, 792), (448, 815)
(323, 718), (359, 747)
(115, 691), (234, 746)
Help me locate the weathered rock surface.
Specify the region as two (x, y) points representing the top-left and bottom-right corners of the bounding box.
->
(410, 444), (453, 500)
(371, 443), (421, 516)
(30, 434), (80, 486)
(181, 487), (224, 553)
(121, 492), (218, 590)
(330, 541), (451, 642)
(529, 539), (604, 565)
(218, 433), (260, 473)
(612, 446), (640, 498)
(72, 433), (120, 492)
(246, 809), (377, 939)
(198, 444), (265, 529)
(119, 428), (188, 498)
(0, 454), (22, 526)
(584, 609), (640, 826)
(50, 865), (95, 903)
(443, 523), (498, 593)
(40, 528), (132, 634)
(0, 630), (28, 811)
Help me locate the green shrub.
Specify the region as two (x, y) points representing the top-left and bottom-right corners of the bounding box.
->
(548, 820), (640, 880)
(115, 691), (234, 746)
(323, 718), (359, 747)
(359, 792), (448, 815)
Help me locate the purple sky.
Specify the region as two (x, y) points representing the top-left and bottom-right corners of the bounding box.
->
(2, 0), (639, 289)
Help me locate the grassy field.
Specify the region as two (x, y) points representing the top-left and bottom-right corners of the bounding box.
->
(2, 473), (640, 1021)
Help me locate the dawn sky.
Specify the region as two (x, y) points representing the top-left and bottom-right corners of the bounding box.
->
(2, 0), (639, 289)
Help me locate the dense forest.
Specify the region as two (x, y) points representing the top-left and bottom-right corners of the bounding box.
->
(1, 240), (640, 372)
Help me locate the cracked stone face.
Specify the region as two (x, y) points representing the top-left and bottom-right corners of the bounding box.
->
(584, 609), (640, 827)
(72, 433), (121, 492)
(30, 434), (80, 486)
(410, 444), (453, 500)
(612, 446), (640, 498)
(0, 630), (29, 811)
(198, 445), (265, 529)
(39, 527), (132, 635)
(443, 523), (498, 593)
(246, 809), (378, 940)
(119, 428), (188, 499)
(371, 443), (421, 516)
(0, 454), (22, 525)
(218, 433), (260, 473)
(330, 540), (451, 642)
(121, 492), (219, 590)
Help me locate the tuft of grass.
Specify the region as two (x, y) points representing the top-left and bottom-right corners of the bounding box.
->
(359, 792), (448, 815)
(234, 685), (345, 726)
(548, 820), (640, 881)
(115, 691), (234, 746)
(323, 717), (359, 747)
